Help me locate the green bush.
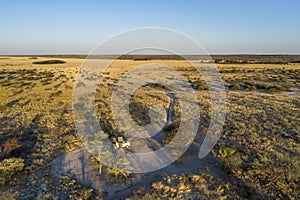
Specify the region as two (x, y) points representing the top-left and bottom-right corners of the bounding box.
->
(107, 167), (130, 178)
(107, 158), (132, 179)
(218, 147), (235, 158)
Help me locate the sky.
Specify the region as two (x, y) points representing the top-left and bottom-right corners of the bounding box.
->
(1, 0), (300, 55)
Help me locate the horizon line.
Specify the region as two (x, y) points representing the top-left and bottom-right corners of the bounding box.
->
(1, 53), (300, 57)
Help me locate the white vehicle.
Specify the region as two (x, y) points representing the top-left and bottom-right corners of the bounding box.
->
(115, 136), (130, 148)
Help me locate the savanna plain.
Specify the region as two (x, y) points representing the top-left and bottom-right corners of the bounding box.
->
(0, 55), (299, 199)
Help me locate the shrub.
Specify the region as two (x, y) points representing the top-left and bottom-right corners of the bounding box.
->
(79, 188), (94, 199)
(0, 191), (16, 200)
(107, 158), (132, 179)
(0, 158), (24, 185)
(32, 60), (66, 65)
(218, 147), (235, 158)
(0, 147), (3, 159)
(76, 81), (86, 88)
(107, 167), (130, 179)
(267, 86), (286, 93)
(37, 193), (59, 200)
(0, 158), (24, 174)
(245, 85), (257, 91)
(229, 83), (241, 90)
(51, 90), (62, 97)
(0, 104), (8, 112)
(162, 121), (180, 144)
(3, 139), (22, 156)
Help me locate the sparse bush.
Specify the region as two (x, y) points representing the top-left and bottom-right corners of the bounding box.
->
(249, 152), (300, 197)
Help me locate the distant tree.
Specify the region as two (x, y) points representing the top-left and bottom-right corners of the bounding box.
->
(32, 60), (66, 65)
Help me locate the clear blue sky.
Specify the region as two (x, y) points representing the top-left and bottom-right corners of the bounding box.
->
(1, 0), (300, 54)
